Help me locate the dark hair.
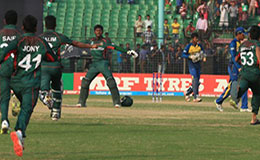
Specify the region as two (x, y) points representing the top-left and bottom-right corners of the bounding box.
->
(5, 10), (17, 25)
(105, 32), (109, 35)
(147, 15), (150, 17)
(250, 25), (260, 40)
(147, 26), (151, 29)
(191, 32), (199, 39)
(138, 15), (142, 17)
(164, 19), (168, 21)
(23, 15), (37, 33)
(174, 18), (177, 20)
(45, 15), (56, 30)
(94, 25), (103, 31)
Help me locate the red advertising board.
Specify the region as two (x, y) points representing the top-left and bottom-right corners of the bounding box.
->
(63, 73), (252, 97)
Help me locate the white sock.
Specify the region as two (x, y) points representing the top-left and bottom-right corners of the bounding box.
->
(16, 130), (23, 140)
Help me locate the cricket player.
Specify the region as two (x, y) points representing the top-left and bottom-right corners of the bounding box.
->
(230, 25), (260, 125)
(182, 32), (205, 102)
(0, 10), (20, 134)
(0, 15), (58, 157)
(215, 27), (250, 112)
(77, 25), (138, 107)
(40, 15), (100, 121)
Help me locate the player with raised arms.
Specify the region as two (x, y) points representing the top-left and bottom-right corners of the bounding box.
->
(0, 15), (58, 157)
(40, 15), (100, 121)
(77, 24), (138, 108)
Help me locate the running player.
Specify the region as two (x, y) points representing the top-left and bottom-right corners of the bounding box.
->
(0, 10), (21, 134)
(230, 25), (260, 125)
(40, 15), (100, 121)
(0, 15), (57, 157)
(215, 27), (250, 112)
(77, 25), (138, 107)
(182, 32), (205, 102)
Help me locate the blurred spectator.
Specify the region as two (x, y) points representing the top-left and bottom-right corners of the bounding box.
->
(204, 41), (214, 56)
(164, 19), (170, 44)
(179, 2), (187, 21)
(241, 3), (248, 24)
(135, 15), (145, 37)
(122, 43), (132, 73)
(160, 45), (167, 73)
(165, 0), (173, 14)
(219, 1), (229, 30)
(188, 0), (195, 16)
(185, 21), (196, 38)
(197, 1), (209, 20)
(166, 45), (175, 73)
(150, 44), (163, 73)
(139, 45), (149, 73)
(213, 2), (221, 25)
(176, 0), (183, 14)
(117, 0), (123, 4)
(105, 32), (113, 69)
(207, 0), (215, 25)
(144, 15), (153, 31)
(135, 44), (141, 73)
(196, 14), (208, 41)
(248, 0), (256, 17)
(171, 18), (180, 48)
(175, 45), (184, 73)
(229, 1), (238, 29)
(128, 0), (134, 4)
(142, 26), (155, 46)
(117, 44), (124, 73)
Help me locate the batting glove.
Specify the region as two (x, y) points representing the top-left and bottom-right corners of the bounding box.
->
(127, 50), (138, 58)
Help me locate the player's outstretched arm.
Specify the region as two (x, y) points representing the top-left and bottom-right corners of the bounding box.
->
(107, 44), (138, 58)
(72, 41), (100, 48)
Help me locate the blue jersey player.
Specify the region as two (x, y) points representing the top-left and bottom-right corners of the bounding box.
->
(182, 33), (205, 102)
(215, 27), (250, 112)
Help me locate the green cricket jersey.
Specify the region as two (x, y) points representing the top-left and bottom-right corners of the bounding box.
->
(238, 40), (260, 76)
(0, 25), (20, 77)
(0, 33), (58, 87)
(89, 37), (127, 62)
(40, 29), (73, 66)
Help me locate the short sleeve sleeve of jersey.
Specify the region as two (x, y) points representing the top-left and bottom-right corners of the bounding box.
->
(60, 34), (73, 45)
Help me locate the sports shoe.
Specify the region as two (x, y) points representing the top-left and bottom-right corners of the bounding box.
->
(214, 100), (223, 112)
(11, 95), (20, 117)
(10, 131), (24, 157)
(40, 94), (53, 109)
(229, 99), (238, 109)
(50, 108), (61, 121)
(240, 108), (252, 112)
(185, 95), (191, 102)
(1, 120), (10, 134)
(115, 104), (121, 108)
(193, 97), (202, 102)
(76, 103), (86, 108)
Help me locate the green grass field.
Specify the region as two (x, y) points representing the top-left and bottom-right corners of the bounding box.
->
(0, 95), (260, 160)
